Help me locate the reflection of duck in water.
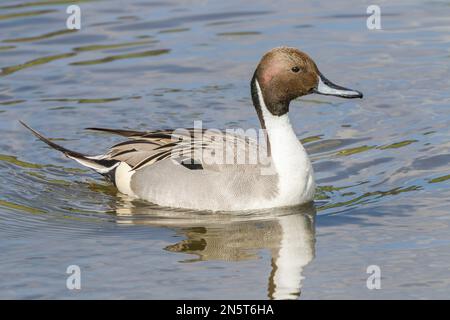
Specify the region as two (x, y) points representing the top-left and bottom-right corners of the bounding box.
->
(114, 199), (316, 300)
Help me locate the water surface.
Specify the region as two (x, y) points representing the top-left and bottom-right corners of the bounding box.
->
(1, 0), (450, 299)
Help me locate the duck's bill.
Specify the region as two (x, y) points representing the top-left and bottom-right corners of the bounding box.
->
(313, 71), (363, 99)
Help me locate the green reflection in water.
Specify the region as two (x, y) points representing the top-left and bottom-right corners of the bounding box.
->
(331, 139), (418, 157)
(88, 181), (118, 196)
(378, 140), (418, 149)
(0, 100), (25, 105)
(0, 52), (76, 76)
(3, 29), (76, 43)
(337, 145), (375, 156)
(317, 185), (421, 211)
(0, 0), (95, 10)
(0, 153), (86, 173)
(73, 40), (156, 52)
(0, 154), (43, 169)
(70, 49), (170, 66)
(305, 139), (346, 155)
(217, 31), (261, 36)
(0, 10), (56, 20)
(301, 135), (323, 144)
(0, 199), (46, 214)
(0, 46), (15, 51)
(315, 182), (368, 200)
(159, 28), (190, 34)
(429, 174), (450, 184)
(25, 171), (71, 186)
(42, 97), (122, 103)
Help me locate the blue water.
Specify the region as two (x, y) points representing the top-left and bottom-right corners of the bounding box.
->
(1, 0), (450, 299)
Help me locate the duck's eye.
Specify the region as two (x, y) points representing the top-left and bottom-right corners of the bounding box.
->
(291, 66), (300, 73)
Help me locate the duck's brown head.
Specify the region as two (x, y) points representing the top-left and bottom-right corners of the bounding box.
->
(251, 47), (363, 117)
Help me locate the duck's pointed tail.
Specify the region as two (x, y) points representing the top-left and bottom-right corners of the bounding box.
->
(19, 121), (119, 174)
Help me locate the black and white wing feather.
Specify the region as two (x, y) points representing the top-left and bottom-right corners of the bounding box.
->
(21, 122), (264, 182)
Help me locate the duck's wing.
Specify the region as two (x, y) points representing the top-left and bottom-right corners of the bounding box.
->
(88, 127), (265, 172)
(22, 122), (265, 179)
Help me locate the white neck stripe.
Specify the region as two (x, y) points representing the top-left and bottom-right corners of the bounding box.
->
(254, 79), (315, 206)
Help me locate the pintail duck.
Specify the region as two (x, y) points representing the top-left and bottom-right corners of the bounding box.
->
(21, 47), (362, 211)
